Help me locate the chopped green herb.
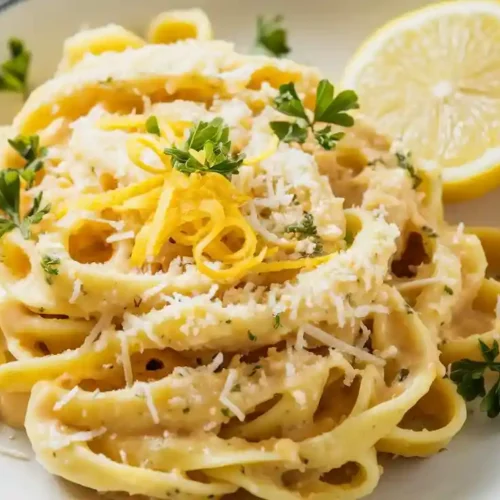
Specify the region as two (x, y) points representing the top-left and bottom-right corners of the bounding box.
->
(271, 80), (358, 150)
(231, 383), (241, 393)
(285, 212), (323, 255)
(99, 76), (113, 84)
(250, 364), (262, 377)
(221, 407), (231, 417)
(248, 331), (257, 341)
(395, 151), (422, 189)
(404, 302), (414, 315)
(41, 254), (60, 284)
(344, 230), (354, 248)
(255, 15), (290, 58)
(398, 368), (410, 382)
(8, 134), (47, 188)
(444, 285), (454, 295)
(273, 313), (281, 329)
(421, 225), (438, 238)
(146, 115), (161, 136)
(182, 407), (190, 414)
(451, 340), (500, 418)
(0, 38), (31, 95)
(164, 118), (244, 179)
(225, 319), (232, 324)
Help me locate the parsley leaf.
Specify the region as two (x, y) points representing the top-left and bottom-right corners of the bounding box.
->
(285, 212), (317, 238)
(314, 82), (359, 125)
(314, 125), (345, 151)
(0, 169), (50, 240)
(40, 254), (61, 284)
(395, 151), (422, 189)
(271, 79), (358, 150)
(164, 118), (244, 179)
(248, 331), (257, 341)
(0, 169), (21, 221)
(145, 116), (161, 136)
(450, 340), (500, 418)
(8, 134), (47, 188)
(19, 192), (51, 239)
(269, 121), (308, 144)
(273, 83), (308, 121)
(256, 15), (290, 58)
(285, 212), (323, 256)
(0, 38), (31, 94)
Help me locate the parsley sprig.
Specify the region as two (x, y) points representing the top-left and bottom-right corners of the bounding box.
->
(285, 212), (323, 255)
(8, 134), (47, 188)
(164, 118), (244, 179)
(271, 80), (359, 150)
(256, 15), (290, 58)
(450, 339), (500, 418)
(0, 38), (31, 94)
(0, 134), (50, 239)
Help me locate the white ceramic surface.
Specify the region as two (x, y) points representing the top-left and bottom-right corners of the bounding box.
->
(0, 0), (499, 498)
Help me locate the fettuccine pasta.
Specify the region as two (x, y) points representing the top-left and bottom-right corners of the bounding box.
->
(0, 9), (497, 500)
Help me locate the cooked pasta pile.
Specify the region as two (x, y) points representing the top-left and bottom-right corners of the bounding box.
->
(0, 9), (498, 500)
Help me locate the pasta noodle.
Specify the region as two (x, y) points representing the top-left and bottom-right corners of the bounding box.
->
(0, 9), (496, 500)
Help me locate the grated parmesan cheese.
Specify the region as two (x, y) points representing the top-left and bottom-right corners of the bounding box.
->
(119, 449), (128, 464)
(136, 382), (160, 424)
(106, 230), (135, 243)
(395, 277), (450, 292)
(295, 327), (308, 350)
(453, 222), (464, 244)
(119, 334), (133, 387)
(53, 386), (80, 411)
(0, 445), (30, 461)
(142, 283), (167, 301)
(219, 369), (245, 422)
(207, 352), (224, 372)
(292, 390), (306, 407)
(49, 427), (107, 450)
(83, 311), (113, 348)
(69, 279), (83, 304)
(303, 324), (385, 366)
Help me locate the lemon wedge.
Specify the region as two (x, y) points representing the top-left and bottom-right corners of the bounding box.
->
(342, 1), (500, 202)
(147, 9), (213, 44)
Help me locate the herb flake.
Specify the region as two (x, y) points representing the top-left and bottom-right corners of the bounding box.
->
(41, 254), (60, 284)
(395, 151), (422, 188)
(146, 115), (161, 136)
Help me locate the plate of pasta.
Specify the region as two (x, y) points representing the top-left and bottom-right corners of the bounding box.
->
(1, 0), (500, 499)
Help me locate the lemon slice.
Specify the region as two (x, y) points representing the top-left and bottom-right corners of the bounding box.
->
(147, 9), (213, 45)
(342, 1), (500, 202)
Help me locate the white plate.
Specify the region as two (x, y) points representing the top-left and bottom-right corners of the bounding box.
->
(0, 0), (499, 498)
